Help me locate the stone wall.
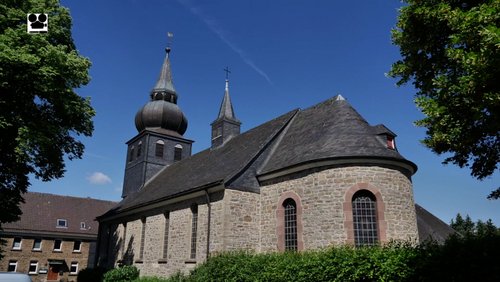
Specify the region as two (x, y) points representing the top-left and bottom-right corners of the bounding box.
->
(107, 191), (227, 277)
(222, 189), (260, 251)
(260, 165), (418, 252)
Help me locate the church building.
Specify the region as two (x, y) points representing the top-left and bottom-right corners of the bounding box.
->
(95, 45), (452, 277)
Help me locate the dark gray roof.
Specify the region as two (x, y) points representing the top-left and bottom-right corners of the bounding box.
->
(103, 95), (417, 216)
(261, 96), (416, 175)
(3, 192), (116, 236)
(416, 204), (455, 243)
(111, 109), (298, 213)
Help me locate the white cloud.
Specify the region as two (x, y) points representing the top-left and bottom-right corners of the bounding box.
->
(86, 172), (112, 185)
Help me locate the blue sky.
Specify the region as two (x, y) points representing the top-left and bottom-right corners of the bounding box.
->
(29, 0), (499, 226)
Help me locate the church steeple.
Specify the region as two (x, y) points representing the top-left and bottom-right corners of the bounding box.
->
(211, 69), (241, 148)
(217, 79), (238, 121)
(122, 41), (193, 199)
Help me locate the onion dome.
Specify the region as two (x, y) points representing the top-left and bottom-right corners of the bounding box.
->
(135, 48), (188, 135)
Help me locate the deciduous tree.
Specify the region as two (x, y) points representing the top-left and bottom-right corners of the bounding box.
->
(0, 0), (94, 254)
(390, 0), (500, 198)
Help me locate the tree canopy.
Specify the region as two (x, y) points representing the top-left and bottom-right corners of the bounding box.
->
(390, 0), (500, 198)
(450, 213), (499, 237)
(0, 0), (94, 236)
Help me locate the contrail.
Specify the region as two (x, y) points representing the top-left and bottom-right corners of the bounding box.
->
(175, 0), (272, 84)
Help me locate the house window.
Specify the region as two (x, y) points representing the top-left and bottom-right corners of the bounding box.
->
(12, 237), (22, 250)
(56, 219), (67, 228)
(73, 241), (81, 252)
(155, 140), (164, 158)
(70, 262), (78, 274)
(163, 212), (170, 259)
(137, 141), (142, 157)
(283, 199), (298, 251)
(190, 205), (198, 259)
(7, 260), (17, 272)
(174, 144), (183, 162)
(32, 238), (42, 251)
(53, 239), (62, 251)
(352, 190), (379, 246)
(80, 222), (86, 230)
(29, 261), (38, 274)
(139, 218), (146, 260)
(129, 146), (135, 162)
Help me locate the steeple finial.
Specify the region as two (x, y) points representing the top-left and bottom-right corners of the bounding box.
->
(217, 68), (238, 121)
(211, 69), (241, 147)
(151, 33), (177, 103)
(224, 66), (231, 80)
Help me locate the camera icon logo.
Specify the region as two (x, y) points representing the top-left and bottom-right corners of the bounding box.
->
(27, 13), (48, 33)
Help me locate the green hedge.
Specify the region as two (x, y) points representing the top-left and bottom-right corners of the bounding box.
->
(182, 235), (500, 281)
(185, 242), (420, 282)
(103, 265), (140, 282)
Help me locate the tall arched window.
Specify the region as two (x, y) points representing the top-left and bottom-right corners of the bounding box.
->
(174, 144), (183, 162)
(190, 204), (198, 259)
(128, 146), (135, 162)
(137, 141), (142, 157)
(283, 198), (298, 251)
(352, 190), (378, 246)
(155, 140), (164, 158)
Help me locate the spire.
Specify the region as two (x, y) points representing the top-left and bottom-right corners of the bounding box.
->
(217, 79), (239, 122)
(211, 69), (241, 148)
(151, 47), (177, 103)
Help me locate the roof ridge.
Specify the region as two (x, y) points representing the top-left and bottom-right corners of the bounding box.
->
(225, 109), (300, 185)
(26, 191), (117, 203)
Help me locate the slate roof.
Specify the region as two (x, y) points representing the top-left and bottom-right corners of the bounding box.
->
(111, 109), (298, 213)
(103, 96), (418, 217)
(216, 80), (240, 123)
(2, 192), (116, 237)
(415, 204), (455, 243)
(261, 96), (416, 175)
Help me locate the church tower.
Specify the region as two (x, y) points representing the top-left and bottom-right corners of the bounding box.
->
(211, 74), (241, 148)
(122, 46), (193, 198)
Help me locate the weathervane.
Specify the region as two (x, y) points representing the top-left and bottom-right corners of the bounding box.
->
(166, 32), (173, 53)
(224, 66), (231, 80)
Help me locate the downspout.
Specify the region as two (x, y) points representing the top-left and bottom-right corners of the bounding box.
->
(204, 189), (211, 259)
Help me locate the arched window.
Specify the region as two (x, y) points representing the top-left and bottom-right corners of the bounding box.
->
(352, 190), (378, 246)
(128, 146), (135, 162)
(174, 144), (183, 162)
(155, 140), (164, 158)
(190, 204), (198, 259)
(137, 141), (142, 157)
(283, 198), (297, 251)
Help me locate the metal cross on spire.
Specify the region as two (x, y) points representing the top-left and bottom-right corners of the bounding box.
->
(224, 66), (231, 80)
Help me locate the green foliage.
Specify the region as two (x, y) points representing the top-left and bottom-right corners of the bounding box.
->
(451, 213), (500, 237)
(103, 265), (140, 282)
(172, 238), (500, 281)
(77, 267), (106, 282)
(389, 0), (500, 194)
(186, 243), (422, 282)
(0, 0), (94, 233)
(132, 277), (171, 282)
